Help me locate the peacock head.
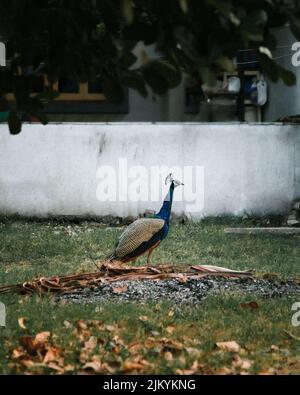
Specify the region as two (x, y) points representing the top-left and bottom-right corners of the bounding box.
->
(165, 173), (184, 188)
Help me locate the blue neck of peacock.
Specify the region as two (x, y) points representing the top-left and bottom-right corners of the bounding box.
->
(156, 182), (175, 223)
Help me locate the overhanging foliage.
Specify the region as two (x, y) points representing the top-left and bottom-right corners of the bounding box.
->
(0, 0), (300, 133)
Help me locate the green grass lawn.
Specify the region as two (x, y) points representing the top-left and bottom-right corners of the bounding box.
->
(0, 217), (300, 374)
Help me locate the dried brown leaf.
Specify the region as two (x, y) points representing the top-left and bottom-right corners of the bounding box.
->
(240, 301), (259, 310)
(76, 320), (88, 331)
(20, 359), (35, 368)
(63, 320), (72, 329)
(164, 351), (173, 362)
(18, 317), (28, 330)
(12, 348), (26, 360)
(166, 325), (175, 335)
(84, 336), (98, 352)
(20, 336), (43, 355)
(83, 360), (103, 373)
(175, 361), (199, 375)
(105, 324), (117, 332)
(216, 341), (241, 353)
(46, 362), (65, 373)
(123, 358), (151, 373)
(185, 347), (202, 359)
(215, 366), (232, 375)
(128, 343), (143, 355)
(43, 347), (61, 364)
(35, 331), (51, 344)
(270, 345), (279, 352)
(232, 355), (253, 370)
(139, 316), (149, 322)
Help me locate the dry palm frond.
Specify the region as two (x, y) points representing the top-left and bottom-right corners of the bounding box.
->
(0, 262), (254, 296)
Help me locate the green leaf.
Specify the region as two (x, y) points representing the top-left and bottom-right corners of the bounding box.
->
(260, 55), (279, 83)
(289, 14), (300, 30)
(122, 71), (148, 97)
(277, 65), (296, 86)
(290, 22), (300, 41)
(214, 57), (234, 72)
(280, 13), (300, 41)
(8, 110), (22, 135)
(35, 90), (60, 103)
(122, 0), (134, 24)
(245, 10), (268, 27)
(241, 25), (264, 42)
(141, 60), (181, 94)
(199, 66), (217, 87)
(102, 75), (125, 103)
(119, 51), (137, 69)
(142, 66), (168, 95)
(179, 0), (188, 13)
(173, 26), (199, 60)
(147, 61), (181, 87)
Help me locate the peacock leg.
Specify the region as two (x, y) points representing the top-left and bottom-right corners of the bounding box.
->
(147, 249), (155, 264)
(130, 257), (137, 265)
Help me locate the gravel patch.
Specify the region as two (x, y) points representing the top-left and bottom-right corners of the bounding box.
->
(58, 277), (300, 305)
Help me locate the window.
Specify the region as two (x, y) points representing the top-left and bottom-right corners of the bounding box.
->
(3, 74), (128, 114)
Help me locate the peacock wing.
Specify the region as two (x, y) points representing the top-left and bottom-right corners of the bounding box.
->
(114, 218), (165, 259)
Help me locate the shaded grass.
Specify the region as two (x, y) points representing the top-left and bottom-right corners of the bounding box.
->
(0, 218), (300, 374)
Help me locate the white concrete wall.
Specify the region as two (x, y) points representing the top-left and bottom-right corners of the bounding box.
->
(0, 123), (299, 218)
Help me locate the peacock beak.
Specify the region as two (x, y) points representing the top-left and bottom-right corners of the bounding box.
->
(173, 179), (184, 187)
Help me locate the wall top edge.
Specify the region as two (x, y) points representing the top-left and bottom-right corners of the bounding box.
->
(0, 122), (298, 126)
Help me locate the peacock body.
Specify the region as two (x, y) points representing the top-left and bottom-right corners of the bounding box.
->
(109, 175), (183, 264)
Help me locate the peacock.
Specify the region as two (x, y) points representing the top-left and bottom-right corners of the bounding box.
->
(108, 174), (184, 264)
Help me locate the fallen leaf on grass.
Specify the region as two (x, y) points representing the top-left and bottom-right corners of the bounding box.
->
(215, 366), (232, 375)
(150, 331), (160, 337)
(259, 368), (276, 375)
(166, 325), (175, 335)
(20, 359), (36, 368)
(139, 316), (149, 322)
(35, 331), (51, 343)
(43, 347), (62, 364)
(270, 345), (279, 352)
(164, 351), (173, 362)
(46, 362), (65, 373)
(20, 336), (44, 355)
(12, 348), (26, 360)
(63, 320), (72, 329)
(64, 364), (75, 372)
(123, 358), (152, 373)
(240, 301), (259, 310)
(83, 359), (103, 374)
(84, 336), (98, 352)
(128, 343), (143, 355)
(178, 355), (186, 367)
(232, 355), (253, 370)
(175, 361), (199, 375)
(216, 341), (241, 353)
(18, 317), (28, 330)
(185, 347), (202, 359)
(105, 324), (118, 332)
(76, 320), (88, 331)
